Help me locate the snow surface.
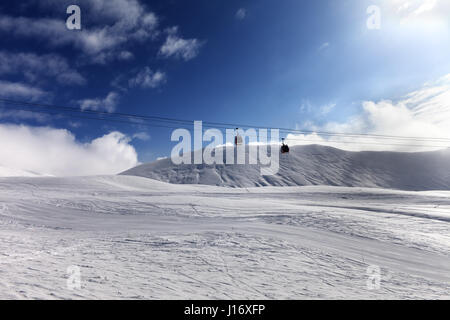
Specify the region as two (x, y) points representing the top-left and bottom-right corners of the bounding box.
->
(121, 145), (450, 191)
(0, 165), (46, 178)
(0, 174), (449, 299)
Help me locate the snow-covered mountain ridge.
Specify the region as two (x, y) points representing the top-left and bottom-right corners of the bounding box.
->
(121, 145), (450, 191)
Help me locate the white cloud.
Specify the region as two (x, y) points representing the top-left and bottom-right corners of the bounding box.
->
(118, 51), (134, 61)
(318, 42), (330, 51)
(235, 8), (247, 20)
(0, 16), (113, 55)
(0, 124), (138, 176)
(132, 132), (150, 141)
(387, 0), (450, 25)
(395, 0), (438, 16)
(403, 75), (450, 125)
(79, 92), (120, 113)
(300, 100), (336, 117)
(0, 51), (86, 85)
(129, 67), (166, 88)
(0, 0), (160, 64)
(159, 27), (203, 61)
(0, 109), (50, 123)
(319, 103), (336, 115)
(110, 74), (129, 92)
(0, 80), (48, 101)
(299, 100), (313, 113)
(413, 0), (438, 15)
(289, 74), (450, 152)
(68, 121), (82, 128)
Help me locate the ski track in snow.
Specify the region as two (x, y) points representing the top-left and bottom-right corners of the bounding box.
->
(0, 175), (449, 299)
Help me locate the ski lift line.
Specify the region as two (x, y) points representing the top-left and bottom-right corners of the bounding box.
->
(2, 103), (221, 131)
(1, 97), (450, 143)
(2, 105), (448, 149)
(226, 136), (448, 148)
(2, 102), (450, 148)
(4, 98), (450, 143)
(4, 105), (449, 149)
(199, 122), (450, 143)
(3, 105), (450, 149)
(0, 106), (192, 131)
(3, 98), (450, 143)
(1, 104), (222, 131)
(0, 98), (196, 125)
(2, 97), (450, 143)
(0, 103), (206, 129)
(214, 126), (450, 144)
(0, 100), (191, 126)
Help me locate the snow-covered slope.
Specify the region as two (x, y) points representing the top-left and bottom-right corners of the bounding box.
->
(121, 145), (450, 190)
(0, 165), (45, 177)
(1, 175), (449, 299)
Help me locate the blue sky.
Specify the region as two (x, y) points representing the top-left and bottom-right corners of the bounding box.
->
(0, 0), (449, 175)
